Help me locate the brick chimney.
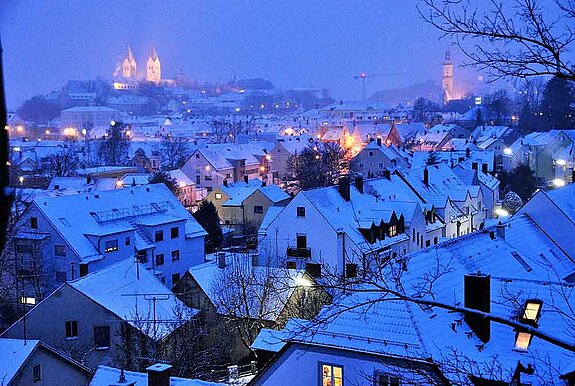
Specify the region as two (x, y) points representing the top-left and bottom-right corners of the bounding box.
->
(376, 137), (382, 147)
(496, 221), (506, 240)
(354, 175), (364, 194)
(217, 252), (226, 269)
(223, 179), (228, 187)
(244, 175), (249, 184)
(464, 273), (491, 343)
(338, 175), (350, 201)
(146, 364), (172, 386)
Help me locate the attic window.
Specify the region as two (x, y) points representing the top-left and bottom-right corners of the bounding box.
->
(215, 193), (222, 200)
(522, 300), (542, 323)
(514, 331), (532, 350)
(388, 225), (397, 237)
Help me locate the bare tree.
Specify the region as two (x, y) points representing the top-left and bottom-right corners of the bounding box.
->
(419, 0), (575, 81)
(160, 136), (189, 169)
(48, 149), (78, 177)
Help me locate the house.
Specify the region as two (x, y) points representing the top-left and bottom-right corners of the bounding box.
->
(60, 106), (122, 138)
(168, 169), (197, 208)
(249, 211), (575, 385)
(173, 252), (329, 362)
(89, 364), (222, 386)
(13, 184), (206, 301)
(2, 258), (199, 371)
(0, 338), (92, 386)
(394, 122), (426, 144)
(414, 124), (468, 151)
(181, 144), (273, 193)
(270, 137), (314, 179)
(351, 138), (410, 177)
(206, 179), (290, 234)
(258, 175), (442, 276)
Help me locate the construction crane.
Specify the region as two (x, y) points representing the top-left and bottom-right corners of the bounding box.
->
(353, 70), (408, 101)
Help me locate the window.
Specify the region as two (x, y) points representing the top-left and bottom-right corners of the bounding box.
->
(171, 250), (180, 261)
(515, 331), (532, 350)
(33, 364), (42, 382)
(196, 176), (200, 184)
(286, 261), (296, 269)
(155, 230), (164, 242)
(56, 271), (67, 283)
(321, 363), (342, 386)
(522, 301), (542, 323)
(156, 254), (165, 266)
(171, 227), (179, 239)
(296, 234), (307, 249)
(104, 239), (118, 253)
(195, 153), (200, 159)
(54, 245), (66, 256)
(30, 217), (38, 229)
(297, 206), (306, 217)
(204, 175), (212, 181)
(346, 263), (357, 278)
(434, 237), (438, 244)
(376, 373), (400, 386)
(388, 225), (397, 237)
(94, 326), (110, 349)
(254, 205), (264, 214)
(172, 273), (180, 286)
(20, 296), (36, 305)
(137, 252), (148, 263)
(369, 151), (374, 157)
(65, 321), (78, 339)
(215, 192), (222, 199)
(306, 263), (321, 278)
(125, 237), (130, 246)
(425, 240), (431, 247)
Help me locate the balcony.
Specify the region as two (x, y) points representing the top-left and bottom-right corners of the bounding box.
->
(287, 247), (311, 258)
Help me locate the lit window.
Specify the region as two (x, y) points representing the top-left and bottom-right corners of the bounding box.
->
(321, 364), (343, 386)
(20, 296), (36, 305)
(104, 240), (118, 253)
(522, 301), (542, 322)
(215, 192), (222, 200)
(388, 225), (397, 237)
(515, 332), (532, 350)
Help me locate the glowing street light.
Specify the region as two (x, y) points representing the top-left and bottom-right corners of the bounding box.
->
(295, 275), (312, 287)
(495, 208), (509, 217)
(503, 148), (512, 155)
(553, 178), (566, 187)
(556, 159), (566, 166)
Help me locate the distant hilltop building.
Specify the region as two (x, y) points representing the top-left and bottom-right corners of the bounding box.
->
(113, 44), (162, 87)
(146, 45), (162, 85)
(442, 50), (455, 103)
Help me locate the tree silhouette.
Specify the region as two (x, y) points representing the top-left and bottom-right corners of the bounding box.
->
(193, 201), (223, 253)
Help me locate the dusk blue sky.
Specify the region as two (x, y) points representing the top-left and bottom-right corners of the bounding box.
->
(1, 0), (471, 110)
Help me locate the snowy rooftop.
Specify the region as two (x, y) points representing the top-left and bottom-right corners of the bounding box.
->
(89, 365), (222, 386)
(0, 338), (40, 384)
(70, 258), (199, 340)
(31, 184), (206, 260)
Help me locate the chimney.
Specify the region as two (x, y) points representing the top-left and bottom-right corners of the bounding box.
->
(86, 175), (92, 185)
(376, 137), (382, 147)
(261, 180), (267, 187)
(496, 221), (505, 240)
(423, 168), (429, 187)
(146, 364), (172, 386)
(251, 253), (259, 267)
(223, 179), (228, 187)
(572, 168), (575, 183)
(354, 175), (364, 194)
(466, 147), (471, 159)
(481, 163), (488, 174)
(217, 252), (226, 269)
(464, 273), (491, 343)
(243, 175), (248, 184)
(383, 169), (391, 180)
(472, 162), (478, 171)
(338, 175), (351, 201)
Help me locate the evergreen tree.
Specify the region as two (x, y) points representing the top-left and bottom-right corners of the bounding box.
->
(97, 121), (131, 165)
(498, 163), (537, 201)
(148, 170), (179, 195)
(193, 201), (223, 253)
(425, 150), (440, 166)
(540, 76), (575, 130)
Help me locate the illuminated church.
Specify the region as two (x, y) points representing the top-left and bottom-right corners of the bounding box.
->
(114, 45), (162, 87)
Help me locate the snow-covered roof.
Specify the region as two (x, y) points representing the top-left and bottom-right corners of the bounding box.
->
(219, 180), (288, 207)
(168, 169), (194, 187)
(120, 173), (151, 186)
(277, 137), (313, 154)
(260, 185), (290, 203)
(30, 184), (206, 260)
(48, 177), (118, 194)
(188, 254), (308, 321)
(470, 125), (511, 143)
(71, 258), (198, 340)
(0, 338), (40, 383)
(89, 365), (222, 386)
(395, 122), (426, 141)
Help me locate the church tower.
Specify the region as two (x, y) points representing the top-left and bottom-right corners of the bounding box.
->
(146, 46), (161, 85)
(122, 45), (137, 79)
(442, 50), (454, 103)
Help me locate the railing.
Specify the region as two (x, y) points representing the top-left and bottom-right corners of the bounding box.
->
(287, 247), (312, 258)
(92, 201), (174, 223)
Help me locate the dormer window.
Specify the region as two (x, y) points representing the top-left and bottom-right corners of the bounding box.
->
(522, 300), (542, 323)
(388, 225), (397, 237)
(515, 331), (532, 350)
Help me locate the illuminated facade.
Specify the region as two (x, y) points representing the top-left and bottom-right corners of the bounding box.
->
(442, 50), (455, 103)
(122, 45), (137, 79)
(146, 45), (162, 84)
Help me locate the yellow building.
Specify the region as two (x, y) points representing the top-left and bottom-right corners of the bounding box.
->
(122, 45), (137, 79)
(146, 46), (161, 85)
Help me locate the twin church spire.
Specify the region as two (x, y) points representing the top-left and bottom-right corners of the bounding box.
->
(120, 44), (161, 85)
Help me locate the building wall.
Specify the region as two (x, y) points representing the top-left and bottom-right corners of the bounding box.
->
(252, 344), (445, 386)
(181, 151), (231, 192)
(2, 285), (128, 370)
(10, 345), (91, 386)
